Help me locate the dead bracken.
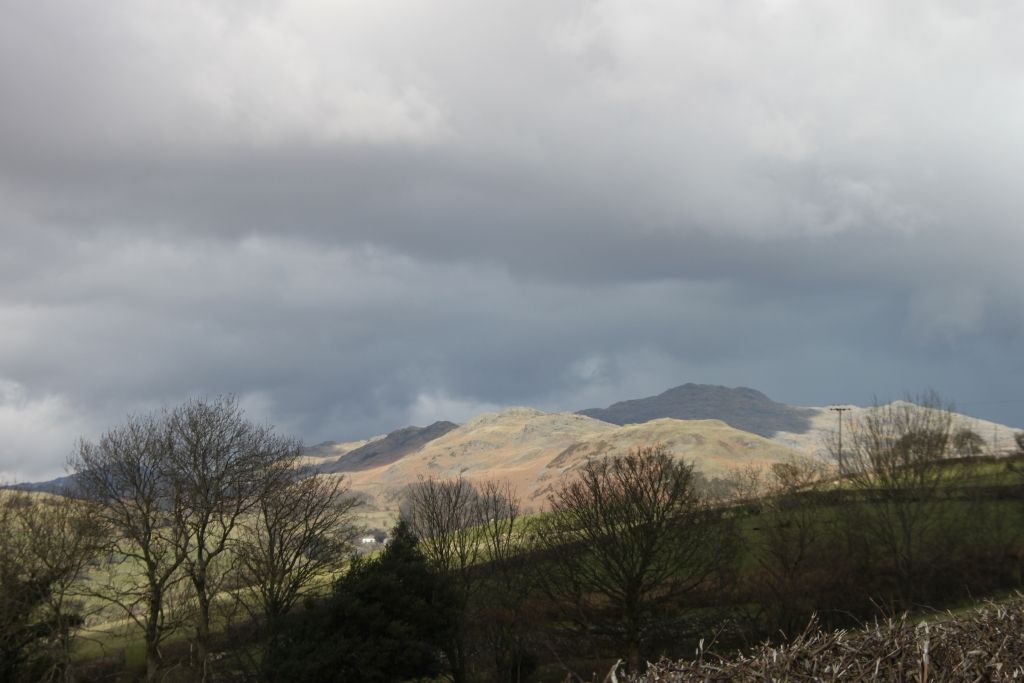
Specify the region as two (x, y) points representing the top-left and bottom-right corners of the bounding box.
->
(628, 596), (1024, 682)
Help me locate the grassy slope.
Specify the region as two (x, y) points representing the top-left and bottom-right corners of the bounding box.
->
(71, 455), (1024, 674)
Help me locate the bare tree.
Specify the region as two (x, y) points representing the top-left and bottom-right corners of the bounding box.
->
(750, 457), (835, 635)
(476, 480), (523, 572)
(535, 445), (736, 673)
(400, 476), (484, 683)
(164, 395), (298, 682)
(401, 477), (540, 681)
(235, 472), (358, 679)
(73, 397), (302, 681)
(0, 491), (40, 682)
(470, 481), (537, 682)
(0, 490), (105, 682)
(72, 412), (189, 683)
(402, 476), (483, 580)
(12, 492), (108, 682)
(829, 392), (964, 609)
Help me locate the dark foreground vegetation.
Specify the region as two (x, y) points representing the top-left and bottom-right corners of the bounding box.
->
(631, 596), (1024, 681)
(4, 392), (1024, 681)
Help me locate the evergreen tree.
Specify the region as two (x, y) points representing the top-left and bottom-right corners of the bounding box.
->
(270, 520), (456, 682)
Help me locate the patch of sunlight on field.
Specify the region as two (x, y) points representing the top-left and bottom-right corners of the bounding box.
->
(72, 548), (356, 669)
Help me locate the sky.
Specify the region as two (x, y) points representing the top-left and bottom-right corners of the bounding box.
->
(3, 0), (1024, 481)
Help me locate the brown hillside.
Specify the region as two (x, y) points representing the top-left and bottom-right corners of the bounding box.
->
(339, 407), (804, 515)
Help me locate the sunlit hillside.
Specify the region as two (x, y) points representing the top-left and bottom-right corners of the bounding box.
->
(338, 407), (806, 514)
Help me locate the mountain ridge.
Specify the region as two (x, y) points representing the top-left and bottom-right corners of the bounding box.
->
(338, 408), (807, 512)
(320, 421), (459, 473)
(10, 384), (1021, 519)
(578, 383), (819, 437)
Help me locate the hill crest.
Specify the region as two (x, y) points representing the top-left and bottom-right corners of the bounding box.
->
(339, 408), (805, 512)
(321, 421), (458, 473)
(579, 383), (819, 437)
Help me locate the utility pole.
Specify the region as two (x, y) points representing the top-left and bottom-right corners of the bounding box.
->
(830, 406), (850, 474)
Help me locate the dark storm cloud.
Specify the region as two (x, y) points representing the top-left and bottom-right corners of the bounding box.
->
(2, 0), (1024, 479)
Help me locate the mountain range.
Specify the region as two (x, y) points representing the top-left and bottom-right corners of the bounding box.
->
(311, 383), (1020, 517)
(12, 384), (1021, 517)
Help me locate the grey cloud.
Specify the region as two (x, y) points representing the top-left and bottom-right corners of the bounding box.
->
(3, 1), (1024, 479)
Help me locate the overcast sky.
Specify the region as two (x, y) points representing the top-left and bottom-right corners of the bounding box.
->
(3, 0), (1024, 481)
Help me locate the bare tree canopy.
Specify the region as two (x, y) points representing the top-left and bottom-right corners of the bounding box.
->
(71, 396), (304, 682)
(833, 391), (960, 489)
(401, 476), (540, 682)
(0, 491), (106, 683)
(400, 476), (486, 683)
(165, 395), (300, 682)
(537, 445), (737, 673)
(72, 411), (187, 683)
(236, 472), (358, 679)
(827, 391), (969, 609)
(401, 477), (483, 579)
(741, 457), (836, 636)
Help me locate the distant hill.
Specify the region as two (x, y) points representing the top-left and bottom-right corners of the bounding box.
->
(578, 383), (819, 437)
(12, 384), (1019, 522)
(319, 421), (459, 473)
(337, 407), (805, 510)
(4, 474), (78, 496)
(296, 436), (383, 468)
(769, 401), (1022, 458)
